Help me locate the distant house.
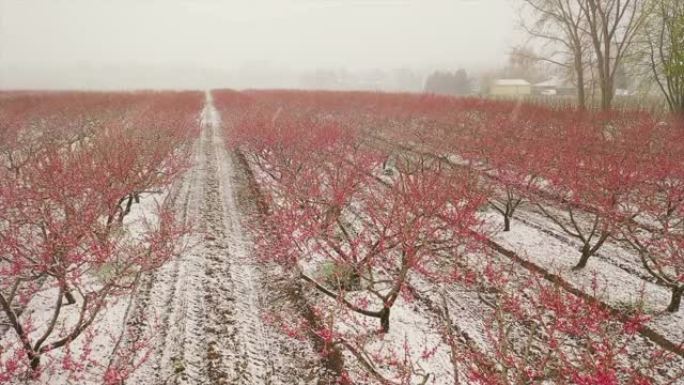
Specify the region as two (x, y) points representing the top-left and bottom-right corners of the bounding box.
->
(615, 88), (635, 97)
(533, 77), (576, 96)
(489, 79), (532, 97)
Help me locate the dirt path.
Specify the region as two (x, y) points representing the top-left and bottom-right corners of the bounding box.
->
(122, 92), (321, 385)
(198, 93), (278, 384)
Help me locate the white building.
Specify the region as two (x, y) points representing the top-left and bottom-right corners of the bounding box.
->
(489, 79), (532, 97)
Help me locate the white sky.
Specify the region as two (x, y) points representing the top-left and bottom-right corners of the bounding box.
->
(0, 0), (519, 88)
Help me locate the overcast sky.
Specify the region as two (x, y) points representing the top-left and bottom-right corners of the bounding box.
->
(0, 0), (519, 89)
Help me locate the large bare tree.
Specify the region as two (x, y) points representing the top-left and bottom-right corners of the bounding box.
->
(579, 0), (651, 110)
(645, 0), (684, 114)
(521, 0), (590, 109)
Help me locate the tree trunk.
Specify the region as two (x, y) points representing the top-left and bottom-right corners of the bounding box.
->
(120, 194), (135, 222)
(575, 54), (586, 110)
(29, 351), (40, 372)
(577, 81), (586, 110)
(64, 288), (76, 305)
(601, 88), (609, 110)
(601, 78), (614, 110)
(503, 215), (511, 232)
(667, 286), (684, 313)
(380, 307), (390, 333)
(676, 98), (684, 116)
(573, 245), (592, 270)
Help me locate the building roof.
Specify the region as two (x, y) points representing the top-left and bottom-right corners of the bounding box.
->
(534, 77), (575, 89)
(534, 78), (559, 87)
(493, 79), (531, 86)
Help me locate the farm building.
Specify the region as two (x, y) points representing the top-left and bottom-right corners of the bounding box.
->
(489, 79), (532, 97)
(533, 77), (577, 96)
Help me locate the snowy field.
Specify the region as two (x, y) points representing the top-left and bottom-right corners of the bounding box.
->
(1, 90), (683, 385)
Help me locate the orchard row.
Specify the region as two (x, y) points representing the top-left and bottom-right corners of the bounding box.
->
(214, 89), (684, 384)
(0, 91), (202, 382)
(1, 89), (682, 384)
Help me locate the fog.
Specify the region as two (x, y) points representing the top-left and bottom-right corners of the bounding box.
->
(0, 0), (518, 90)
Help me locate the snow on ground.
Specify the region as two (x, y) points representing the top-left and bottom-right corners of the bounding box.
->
(240, 148), (461, 383)
(1, 192), (169, 385)
(376, 135), (684, 353)
(352, 297), (455, 383)
(242, 134), (684, 384)
(3, 92), (327, 385)
(5, 99), (683, 384)
(481, 207), (684, 346)
(124, 92), (323, 385)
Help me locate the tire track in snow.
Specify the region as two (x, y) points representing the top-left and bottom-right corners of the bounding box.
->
(119, 98), (212, 385)
(121, 92), (318, 385)
(200, 93), (277, 384)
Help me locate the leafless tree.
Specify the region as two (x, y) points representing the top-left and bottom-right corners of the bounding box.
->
(644, 0), (684, 114)
(520, 0), (590, 109)
(506, 46), (549, 83)
(578, 0), (652, 110)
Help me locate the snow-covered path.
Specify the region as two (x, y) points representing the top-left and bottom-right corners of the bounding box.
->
(199, 92), (277, 384)
(122, 92), (316, 385)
